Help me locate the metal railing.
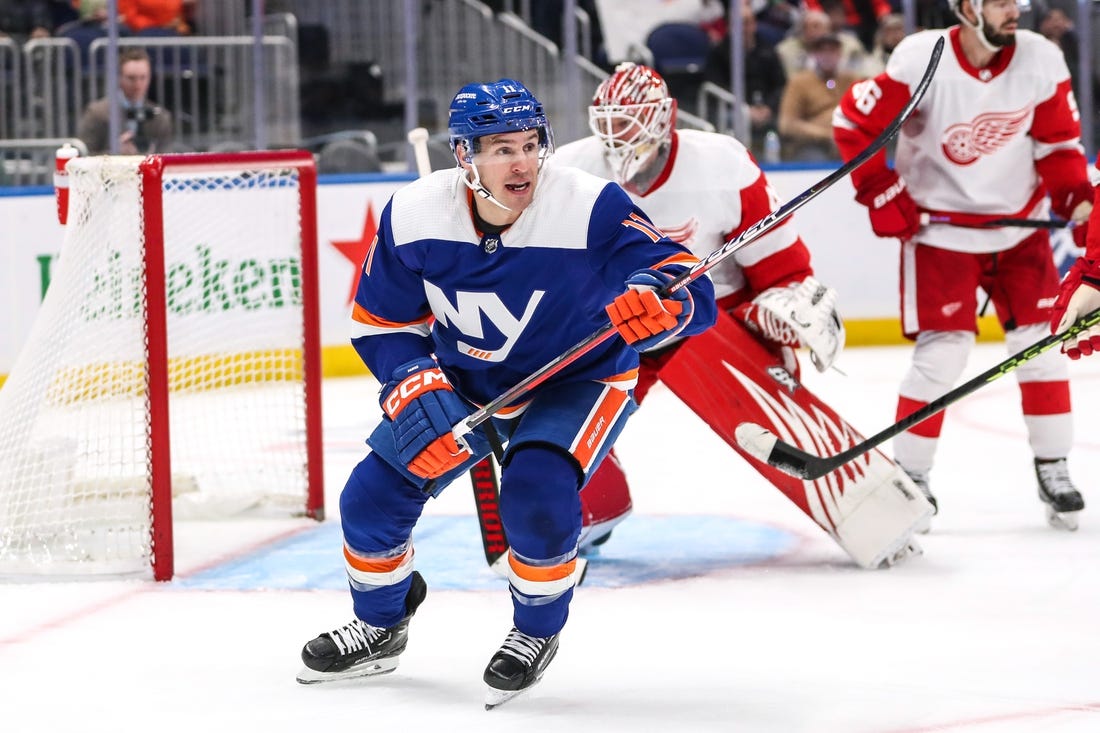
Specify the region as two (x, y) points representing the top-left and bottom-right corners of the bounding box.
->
(0, 138), (87, 187)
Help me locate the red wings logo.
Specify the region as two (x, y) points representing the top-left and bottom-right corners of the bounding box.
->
(941, 107), (1031, 165)
(658, 218), (699, 245)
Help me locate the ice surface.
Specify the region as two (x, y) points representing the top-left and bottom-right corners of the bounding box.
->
(3, 343), (1100, 732)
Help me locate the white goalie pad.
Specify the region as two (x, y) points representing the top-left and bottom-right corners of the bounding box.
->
(832, 464), (931, 568)
(753, 277), (846, 372)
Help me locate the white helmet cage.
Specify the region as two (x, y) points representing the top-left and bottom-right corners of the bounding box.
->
(588, 63), (677, 185)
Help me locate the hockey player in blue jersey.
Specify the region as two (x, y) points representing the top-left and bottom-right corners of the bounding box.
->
(296, 79), (716, 707)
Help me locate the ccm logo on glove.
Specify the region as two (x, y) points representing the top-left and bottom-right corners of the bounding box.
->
(382, 367), (450, 419)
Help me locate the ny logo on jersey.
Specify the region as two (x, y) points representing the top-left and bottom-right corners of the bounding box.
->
(941, 107), (1030, 165)
(424, 280), (545, 362)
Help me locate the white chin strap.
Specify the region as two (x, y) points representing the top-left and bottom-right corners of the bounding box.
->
(460, 162), (512, 212)
(955, 0), (1003, 54)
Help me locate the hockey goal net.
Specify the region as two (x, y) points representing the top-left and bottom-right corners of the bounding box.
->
(0, 151), (324, 580)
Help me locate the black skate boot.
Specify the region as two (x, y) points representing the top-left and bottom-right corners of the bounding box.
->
(1035, 458), (1084, 531)
(297, 570), (427, 684)
(902, 467), (936, 533)
(483, 627), (560, 709)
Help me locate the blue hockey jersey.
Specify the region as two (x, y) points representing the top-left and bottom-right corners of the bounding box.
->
(350, 163), (717, 407)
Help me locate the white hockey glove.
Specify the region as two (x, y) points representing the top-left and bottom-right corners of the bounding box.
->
(740, 277), (845, 372)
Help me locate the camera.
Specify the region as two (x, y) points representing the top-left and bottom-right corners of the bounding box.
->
(125, 105), (153, 152)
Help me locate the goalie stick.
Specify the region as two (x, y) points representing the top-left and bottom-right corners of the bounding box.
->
(452, 36), (946, 445)
(736, 306), (1100, 480)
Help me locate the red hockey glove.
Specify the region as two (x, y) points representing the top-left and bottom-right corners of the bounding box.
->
(1050, 257), (1100, 359)
(606, 269), (694, 352)
(855, 169), (921, 240)
(1068, 196), (1092, 251)
(381, 357), (472, 478)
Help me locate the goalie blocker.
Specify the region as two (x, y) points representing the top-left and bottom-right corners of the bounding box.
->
(656, 311), (932, 568)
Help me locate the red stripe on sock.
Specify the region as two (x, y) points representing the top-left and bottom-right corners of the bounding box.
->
(1019, 380), (1071, 416)
(896, 396), (945, 438)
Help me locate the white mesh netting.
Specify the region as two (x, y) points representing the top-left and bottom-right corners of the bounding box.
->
(0, 155), (315, 577)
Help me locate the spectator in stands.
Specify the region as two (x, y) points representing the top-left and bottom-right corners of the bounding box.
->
(78, 46), (172, 154)
(1038, 8), (1083, 95)
(118, 0), (191, 35)
(865, 12), (906, 75)
(0, 0), (55, 41)
(777, 33), (859, 161)
(749, 0), (801, 49)
(805, 0), (891, 51)
(775, 8), (867, 78)
(706, 0), (786, 140)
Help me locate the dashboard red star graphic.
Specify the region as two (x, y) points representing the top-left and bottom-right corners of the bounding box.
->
(330, 202), (378, 304)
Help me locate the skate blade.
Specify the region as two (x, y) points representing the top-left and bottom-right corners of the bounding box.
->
(296, 657), (399, 684)
(1045, 506), (1080, 532)
(485, 684), (533, 710)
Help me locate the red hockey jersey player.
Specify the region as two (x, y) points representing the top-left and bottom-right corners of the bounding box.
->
(833, 0), (1092, 529)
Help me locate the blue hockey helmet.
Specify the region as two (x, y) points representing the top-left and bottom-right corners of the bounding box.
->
(448, 79), (555, 165)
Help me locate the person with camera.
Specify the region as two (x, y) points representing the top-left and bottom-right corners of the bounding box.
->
(78, 47), (173, 155)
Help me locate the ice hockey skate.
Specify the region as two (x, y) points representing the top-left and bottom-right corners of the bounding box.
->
(1035, 458), (1084, 531)
(297, 571), (427, 684)
(483, 627), (560, 709)
(902, 467), (936, 534)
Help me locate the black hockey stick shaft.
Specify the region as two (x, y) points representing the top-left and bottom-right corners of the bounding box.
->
(759, 306), (1100, 480)
(920, 213), (1074, 230)
(451, 38), (946, 441)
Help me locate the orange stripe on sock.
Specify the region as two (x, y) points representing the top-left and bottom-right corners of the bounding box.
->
(507, 552), (577, 583)
(344, 544), (409, 574)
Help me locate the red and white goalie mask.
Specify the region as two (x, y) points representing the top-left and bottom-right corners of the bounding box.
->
(588, 63), (676, 185)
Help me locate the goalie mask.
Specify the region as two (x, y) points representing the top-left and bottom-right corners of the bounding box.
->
(588, 63), (676, 186)
(448, 79), (554, 211)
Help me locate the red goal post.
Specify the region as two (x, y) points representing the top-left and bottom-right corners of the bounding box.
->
(0, 150), (324, 581)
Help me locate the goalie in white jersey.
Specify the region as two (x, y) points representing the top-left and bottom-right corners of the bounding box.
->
(833, 0), (1095, 529)
(552, 63), (913, 557)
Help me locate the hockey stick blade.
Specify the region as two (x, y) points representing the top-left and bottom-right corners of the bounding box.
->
(450, 38), (946, 442)
(736, 305), (1100, 480)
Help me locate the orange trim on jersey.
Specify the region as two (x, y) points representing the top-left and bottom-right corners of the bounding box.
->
(598, 368), (639, 388)
(508, 552), (577, 582)
(622, 216), (662, 242)
(573, 387), (631, 470)
(653, 252), (700, 270)
(363, 235), (380, 276)
(343, 544), (409, 574)
(351, 302), (431, 330)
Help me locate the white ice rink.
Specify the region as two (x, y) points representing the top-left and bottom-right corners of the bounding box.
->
(3, 342), (1100, 733)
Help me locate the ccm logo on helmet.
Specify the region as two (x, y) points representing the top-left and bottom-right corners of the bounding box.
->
(502, 104), (533, 114)
(383, 368), (449, 419)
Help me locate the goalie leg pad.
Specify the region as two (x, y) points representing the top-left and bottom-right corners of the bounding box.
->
(579, 449), (633, 550)
(656, 310), (932, 568)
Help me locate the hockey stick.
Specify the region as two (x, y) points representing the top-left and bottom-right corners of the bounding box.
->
(920, 213), (1075, 230)
(735, 306), (1100, 480)
(407, 127), (432, 177)
(451, 37), (946, 444)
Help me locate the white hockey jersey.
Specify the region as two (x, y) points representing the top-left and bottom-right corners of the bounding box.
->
(552, 129), (811, 302)
(834, 26), (1092, 253)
